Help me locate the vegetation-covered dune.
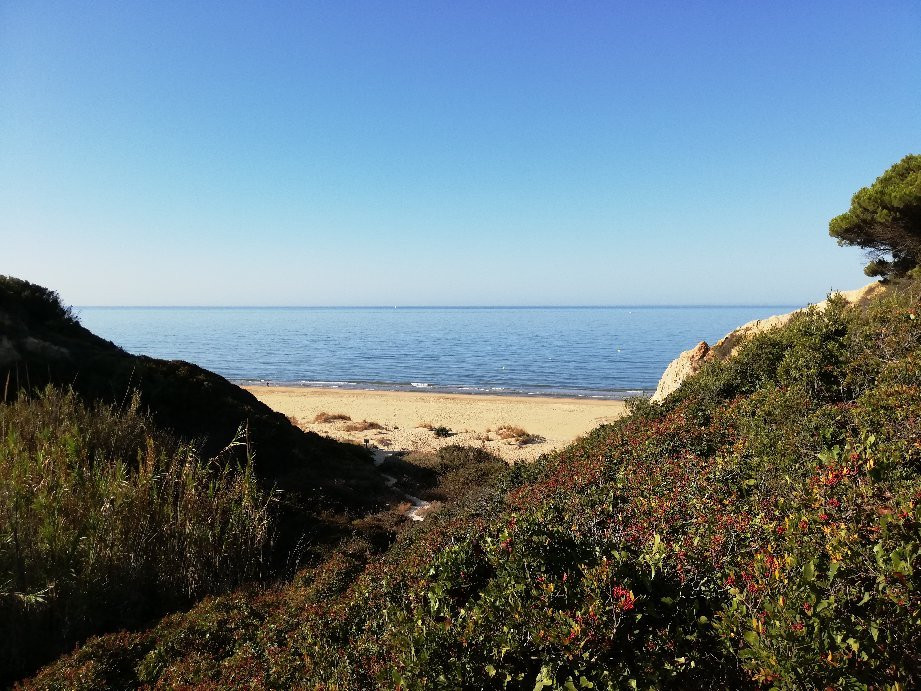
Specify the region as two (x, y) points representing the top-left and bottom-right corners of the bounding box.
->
(0, 276), (389, 517)
(19, 278), (921, 689)
(0, 276), (400, 683)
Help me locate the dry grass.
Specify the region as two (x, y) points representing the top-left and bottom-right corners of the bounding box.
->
(496, 424), (529, 440)
(343, 420), (384, 432)
(417, 420), (435, 430)
(313, 412), (352, 423)
(496, 424), (544, 445)
(419, 500), (443, 517)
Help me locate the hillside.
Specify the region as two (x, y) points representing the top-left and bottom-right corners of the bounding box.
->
(21, 280), (921, 688)
(651, 281), (888, 402)
(0, 276), (402, 684)
(0, 277), (391, 519)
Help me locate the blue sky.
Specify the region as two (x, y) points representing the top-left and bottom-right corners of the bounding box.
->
(2, 2), (919, 306)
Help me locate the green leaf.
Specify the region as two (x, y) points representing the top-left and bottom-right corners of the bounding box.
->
(803, 561), (816, 582)
(533, 665), (554, 691)
(847, 638), (859, 652)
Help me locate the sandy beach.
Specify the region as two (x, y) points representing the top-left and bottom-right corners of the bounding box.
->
(246, 386), (629, 462)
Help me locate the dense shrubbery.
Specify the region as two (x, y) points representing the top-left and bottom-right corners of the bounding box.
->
(0, 387), (271, 683)
(21, 282), (921, 689)
(0, 276), (79, 333)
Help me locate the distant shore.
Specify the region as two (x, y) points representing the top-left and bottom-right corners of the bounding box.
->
(245, 385), (629, 462)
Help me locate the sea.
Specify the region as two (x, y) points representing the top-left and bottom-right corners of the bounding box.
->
(76, 306), (794, 400)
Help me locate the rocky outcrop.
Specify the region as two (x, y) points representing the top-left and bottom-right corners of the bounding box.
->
(652, 341), (710, 404)
(651, 281), (887, 403)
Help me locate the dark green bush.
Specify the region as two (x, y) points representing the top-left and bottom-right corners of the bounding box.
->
(0, 275), (79, 332)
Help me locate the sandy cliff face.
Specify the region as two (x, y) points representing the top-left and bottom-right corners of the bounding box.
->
(651, 341), (710, 404)
(650, 282), (887, 403)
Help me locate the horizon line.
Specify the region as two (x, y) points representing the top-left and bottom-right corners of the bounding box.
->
(75, 303), (802, 310)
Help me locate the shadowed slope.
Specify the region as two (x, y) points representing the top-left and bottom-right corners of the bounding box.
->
(0, 276), (393, 545)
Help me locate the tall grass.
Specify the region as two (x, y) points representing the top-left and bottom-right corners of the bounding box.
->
(0, 386), (272, 683)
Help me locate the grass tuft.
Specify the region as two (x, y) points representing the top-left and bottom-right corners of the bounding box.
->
(313, 412), (352, 423)
(343, 420), (383, 432)
(496, 424), (544, 444)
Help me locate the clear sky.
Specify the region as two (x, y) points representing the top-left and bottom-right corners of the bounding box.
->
(2, 2), (919, 306)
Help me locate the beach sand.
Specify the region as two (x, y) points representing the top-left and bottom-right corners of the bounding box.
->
(246, 386), (629, 462)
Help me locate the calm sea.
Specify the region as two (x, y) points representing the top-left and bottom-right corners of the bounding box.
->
(76, 306), (793, 399)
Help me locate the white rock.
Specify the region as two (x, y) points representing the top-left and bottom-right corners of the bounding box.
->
(650, 281), (887, 403)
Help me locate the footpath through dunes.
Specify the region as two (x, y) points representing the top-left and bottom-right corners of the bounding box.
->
(248, 385), (628, 462)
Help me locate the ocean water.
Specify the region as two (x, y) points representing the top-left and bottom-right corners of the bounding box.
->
(76, 306), (794, 399)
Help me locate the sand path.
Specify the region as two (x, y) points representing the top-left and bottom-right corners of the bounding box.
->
(373, 448), (431, 521)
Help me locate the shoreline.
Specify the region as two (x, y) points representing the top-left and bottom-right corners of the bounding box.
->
(245, 385), (629, 462)
(236, 380), (654, 401)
